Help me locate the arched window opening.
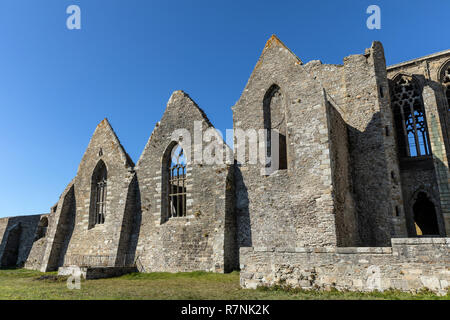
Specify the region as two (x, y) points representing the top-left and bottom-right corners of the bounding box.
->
(168, 144), (187, 218)
(391, 75), (431, 158)
(413, 192), (440, 236)
(91, 160), (107, 226)
(263, 85), (288, 171)
(440, 61), (450, 111)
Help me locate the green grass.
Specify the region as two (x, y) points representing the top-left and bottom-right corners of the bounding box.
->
(0, 269), (448, 300)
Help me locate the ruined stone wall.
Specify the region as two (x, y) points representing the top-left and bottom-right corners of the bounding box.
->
(233, 36), (339, 250)
(387, 51), (450, 236)
(23, 214), (50, 270)
(0, 215), (42, 268)
(134, 91), (236, 273)
(340, 42), (406, 246)
(240, 238), (450, 294)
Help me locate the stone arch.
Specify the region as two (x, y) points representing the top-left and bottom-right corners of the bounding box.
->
(89, 159), (108, 228)
(161, 141), (188, 223)
(263, 84), (288, 172)
(390, 74), (431, 158)
(410, 189), (440, 236)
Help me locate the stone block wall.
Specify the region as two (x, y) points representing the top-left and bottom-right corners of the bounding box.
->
(240, 238), (450, 294)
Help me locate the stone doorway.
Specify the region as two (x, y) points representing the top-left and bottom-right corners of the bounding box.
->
(413, 192), (440, 236)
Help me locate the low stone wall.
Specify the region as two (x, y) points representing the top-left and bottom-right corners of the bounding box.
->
(24, 237), (47, 270)
(239, 238), (450, 295)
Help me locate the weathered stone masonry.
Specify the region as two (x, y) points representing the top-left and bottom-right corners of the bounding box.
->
(1, 35), (448, 293)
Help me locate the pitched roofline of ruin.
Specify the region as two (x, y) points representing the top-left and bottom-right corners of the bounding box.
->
(98, 118), (135, 168)
(263, 34), (303, 65)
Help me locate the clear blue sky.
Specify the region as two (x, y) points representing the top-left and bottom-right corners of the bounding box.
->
(0, 0), (448, 217)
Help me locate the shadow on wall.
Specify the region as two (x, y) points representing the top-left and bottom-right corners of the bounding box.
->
(234, 164), (251, 266)
(346, 111), (395, 247)
(117, 174), (142, 267)
(0, 221), (22, 268)
(46, 185), (76, 271)
(0, 215), (41, 268)
(224, 164), (238, 272)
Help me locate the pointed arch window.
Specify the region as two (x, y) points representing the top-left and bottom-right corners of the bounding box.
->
(263, 84), (288, 171)
(90, 160), (107, 226)
(391, 75), (431, 158)
(440, 61), (450, 111)
(167, 144), (187, 218)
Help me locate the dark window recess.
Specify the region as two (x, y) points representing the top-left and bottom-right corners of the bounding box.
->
(168, 144), (187, 218)
(92, 160), (107, 225)
(263, 84), (288, 171)
(391, 75), (431, 158)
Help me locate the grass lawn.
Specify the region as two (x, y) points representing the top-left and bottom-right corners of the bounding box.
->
(0, 268), (448, 300)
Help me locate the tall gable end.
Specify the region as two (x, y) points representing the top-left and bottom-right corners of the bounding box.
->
(164, 90), (213, 127)
(136, 90), (215, 167)
(78, 118), (134, 175)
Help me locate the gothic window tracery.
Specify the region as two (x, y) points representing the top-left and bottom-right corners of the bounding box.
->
(91, 160), (107, 226)
(391, 75), (431, 157)
(167, 144), (187, 218)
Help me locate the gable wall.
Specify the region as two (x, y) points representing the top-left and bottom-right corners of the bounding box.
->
(233, 37), (339, 249)
(134, 91), (237, 273)
(58, 120), (136, 266)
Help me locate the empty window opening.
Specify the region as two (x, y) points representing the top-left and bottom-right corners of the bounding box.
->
(413, 192), (440, 236)
(90, 160), (107, 226)
(263, 84), (288, 171)
(391, 75), (431, 157)
(168, 144), (187, 218)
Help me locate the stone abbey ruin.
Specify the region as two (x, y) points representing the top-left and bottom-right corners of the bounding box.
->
(0, 36), (449, 293)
